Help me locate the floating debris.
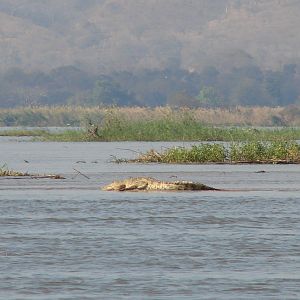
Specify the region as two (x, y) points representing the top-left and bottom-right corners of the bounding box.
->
(0, 168), (30, 177)
(0, 165), (65, 179)
(73, 168), (90, 179)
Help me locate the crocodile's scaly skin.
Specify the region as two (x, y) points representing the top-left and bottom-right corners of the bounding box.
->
(102, 177), (217, 191)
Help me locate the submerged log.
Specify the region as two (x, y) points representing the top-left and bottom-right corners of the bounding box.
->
(102, 177), (218, 191)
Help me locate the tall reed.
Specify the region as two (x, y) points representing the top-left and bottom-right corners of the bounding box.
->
(0, 105), (299, 127)
(1, 106), (300, 141)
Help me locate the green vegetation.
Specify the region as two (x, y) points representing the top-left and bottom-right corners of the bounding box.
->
(0, 129), (48, 137)
(124, 141), (300, 164)
(1, 106), (300, 142)
(6, 122), (300, 143)
(39, 130), (91, 142)
(91, 119), (300, 142)
(197, 86), (222, 107)
(2, 64), (300, 110)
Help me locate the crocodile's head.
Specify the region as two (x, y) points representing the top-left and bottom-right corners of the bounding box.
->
(102, 182), (127, 191)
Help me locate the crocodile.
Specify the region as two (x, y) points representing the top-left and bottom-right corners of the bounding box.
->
(102, 177), (218, 191)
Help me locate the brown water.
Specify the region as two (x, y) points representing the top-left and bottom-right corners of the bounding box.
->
(1, 139), (300, 299)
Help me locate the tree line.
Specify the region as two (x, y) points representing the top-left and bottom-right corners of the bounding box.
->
(0, 64), (300, 108)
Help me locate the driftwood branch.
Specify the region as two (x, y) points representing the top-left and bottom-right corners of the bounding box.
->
(30, 174), (65, 179)
(73, 168), (90, 179)
(0, 174), (65, 179)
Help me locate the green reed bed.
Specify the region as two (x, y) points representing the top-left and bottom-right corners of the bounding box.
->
(123, 141), (300, 164)
(85, 121), (300, 141)
(38, 130), (89, 142)
(4, 122), (300, 142)
(73, 109), (300, 141)
(1, 107), (300, 141)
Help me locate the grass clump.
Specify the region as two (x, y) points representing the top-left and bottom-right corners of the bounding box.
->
(0, 165), (30, 176)
(230, 141), (300, 163)
(0, 164), (65, 178)
(162, 144), (226, 163)
(125, 141), (300, 164)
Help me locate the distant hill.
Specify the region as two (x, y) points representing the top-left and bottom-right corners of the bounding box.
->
(0, 0), (300, 73)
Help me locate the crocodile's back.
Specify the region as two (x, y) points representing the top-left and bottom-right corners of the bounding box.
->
(102, 177), (217, 191)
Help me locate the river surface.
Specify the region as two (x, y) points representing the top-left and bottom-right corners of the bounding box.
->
(0, 138), (300, 299)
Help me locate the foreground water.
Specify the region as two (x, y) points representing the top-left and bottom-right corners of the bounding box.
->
(0, 139), (300, 299)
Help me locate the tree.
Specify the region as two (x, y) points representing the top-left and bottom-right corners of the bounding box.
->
(200, 66), (219, 86)
(197, 86), (222, 107)
(89, 78), (136, 106)
(229, 77), (273, 106)
(167, 91), (198, 107)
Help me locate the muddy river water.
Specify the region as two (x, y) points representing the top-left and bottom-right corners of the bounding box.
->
(0, 138), (300, 299)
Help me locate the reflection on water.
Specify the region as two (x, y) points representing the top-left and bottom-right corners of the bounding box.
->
(0, 140), (300, 299)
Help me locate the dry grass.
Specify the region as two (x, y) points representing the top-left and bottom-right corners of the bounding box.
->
(0, 164), (65, 178)
(97, 106), (292, 126)
(192, 106), (285, 126)
(0, 105), (299, 127)
(0, 167), (30, 177)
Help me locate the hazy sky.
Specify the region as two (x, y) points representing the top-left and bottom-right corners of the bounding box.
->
(0, 0), (299, 72)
